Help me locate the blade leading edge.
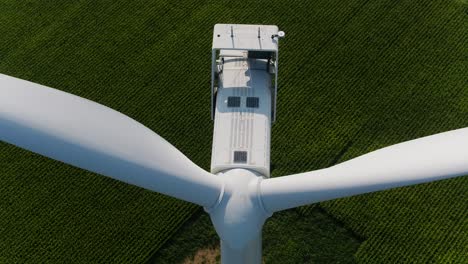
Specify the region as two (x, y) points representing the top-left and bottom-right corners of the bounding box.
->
(0, 74), (223, 207)
(260, 127), (468, 213)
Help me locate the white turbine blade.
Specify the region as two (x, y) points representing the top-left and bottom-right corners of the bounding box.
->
(0, 74), (223, 207)
(261, 128), (468, 213)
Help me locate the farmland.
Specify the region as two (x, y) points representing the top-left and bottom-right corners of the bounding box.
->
(0, 0), (467, 263)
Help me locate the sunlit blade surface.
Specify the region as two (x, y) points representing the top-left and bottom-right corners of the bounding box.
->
(261, 128), (468, 213)
(0, 74), (222, 207)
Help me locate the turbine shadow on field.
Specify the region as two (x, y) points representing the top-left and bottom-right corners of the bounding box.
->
(151, 207), (363, 264)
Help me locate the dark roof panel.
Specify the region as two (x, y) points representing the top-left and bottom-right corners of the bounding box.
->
(246, 97), (259, 108)
(227, 96), (241, 107)
(233, 151), (247, 163)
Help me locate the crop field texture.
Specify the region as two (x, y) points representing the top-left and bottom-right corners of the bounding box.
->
(0, 0), (467, 263)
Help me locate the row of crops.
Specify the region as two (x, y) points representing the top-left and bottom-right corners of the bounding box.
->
(277, 0), (468, 262)
(0, 0), (211, 262)
(0, 0), (467, 262)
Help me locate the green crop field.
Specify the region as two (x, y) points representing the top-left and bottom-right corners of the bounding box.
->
(0, 0), (467, 263)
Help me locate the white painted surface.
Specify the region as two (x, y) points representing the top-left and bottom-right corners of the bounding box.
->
(221, 236), (262, 264)
(211, 24), (282, 122)
(260, 127), (468, 213)
(0, 74), (223, 208)
(211, 56), (272, 176)
(206, 169), (270, 250)
(213, 24), (279, 51)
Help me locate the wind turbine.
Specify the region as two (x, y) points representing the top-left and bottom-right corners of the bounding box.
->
(0, 24), (467, 263)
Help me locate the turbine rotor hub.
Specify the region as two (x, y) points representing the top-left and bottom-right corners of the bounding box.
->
(205, 168), (272, 249)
